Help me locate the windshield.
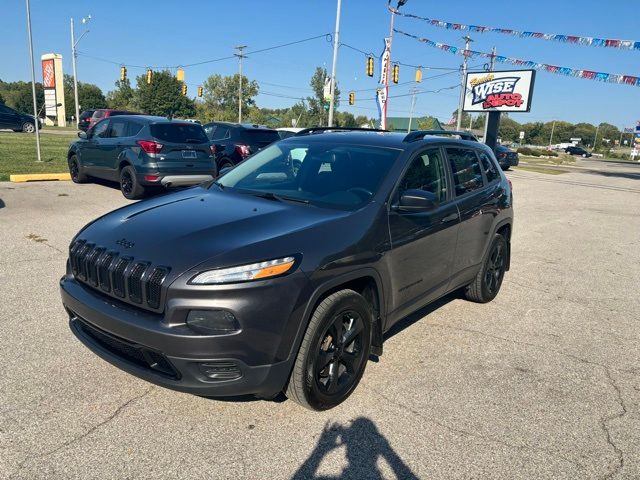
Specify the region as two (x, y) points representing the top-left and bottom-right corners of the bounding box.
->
(216, 141), (400, 210)
(150, 123), (209, 143)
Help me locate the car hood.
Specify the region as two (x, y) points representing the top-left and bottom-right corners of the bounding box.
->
(75, 186), (350, 277)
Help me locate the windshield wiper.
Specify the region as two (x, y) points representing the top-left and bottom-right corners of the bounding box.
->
(249, 191), (310, 205)
(212, 181), (225, 190)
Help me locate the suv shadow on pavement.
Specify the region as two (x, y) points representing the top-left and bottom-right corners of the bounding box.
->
(292, 418), (419, 479)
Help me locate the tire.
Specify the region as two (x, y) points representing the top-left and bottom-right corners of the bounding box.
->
(465, 234), (508, 303)
(119, 165), (146, 200)
(68, 155), (88, 184)
(22, 122), (35, 133)
(286, 289), (372, 411)
(219, 160), (234, 171)
(501, 165), (510, 171)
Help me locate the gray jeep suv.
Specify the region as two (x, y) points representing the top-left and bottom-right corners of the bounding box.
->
(60, 128), (513, 410)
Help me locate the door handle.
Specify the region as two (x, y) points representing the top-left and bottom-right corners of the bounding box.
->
(441, 213), (458, 223)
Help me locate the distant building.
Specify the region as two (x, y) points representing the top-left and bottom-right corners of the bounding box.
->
(376, 116), (444, 132)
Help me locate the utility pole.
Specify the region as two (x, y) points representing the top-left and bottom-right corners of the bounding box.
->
(235, 45), (247, 124)
(407, 86), (418, 132)
(381, 0), (408, 130)
(25, 0), (41, 162)
(482, 47), (496, 142)
(70, 15), (90, 128)
(593, 123), (600, 150)
(327, 0), (342, 127)
(70, 18), (80, 128)
(456, 35), (473, 131)
(549, 121), (556, 148)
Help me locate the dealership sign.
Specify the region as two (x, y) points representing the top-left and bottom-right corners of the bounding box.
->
(463, 69), (535, 113)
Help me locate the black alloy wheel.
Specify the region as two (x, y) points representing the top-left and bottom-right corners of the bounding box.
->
(465, 234), (508, 303)
(286, 289), (372, 410)
(314, 310), (367, 396)
(484, 240), (506, 296)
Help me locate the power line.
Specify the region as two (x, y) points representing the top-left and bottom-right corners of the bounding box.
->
(77, 33), (332, 70)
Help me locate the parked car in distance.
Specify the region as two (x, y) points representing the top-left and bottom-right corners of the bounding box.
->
(277, 127), (304, 139)
(0, 103), (42, 132)
(565, 146), (592, 158)
(67, 115), (216, 199)
(203, 122), (281, 171)
(88, 109), (143, 130)
(61, 128), (513, 410)
(494, 144), (519, 170)
(78, 110), (95, 132)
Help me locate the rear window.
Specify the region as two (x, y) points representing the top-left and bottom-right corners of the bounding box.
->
(150, 123), (209, 143)
(243, 129), (280, 144)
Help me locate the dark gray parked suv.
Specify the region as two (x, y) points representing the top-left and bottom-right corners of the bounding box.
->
(68, 115), (216, 199)
(60, 128), (513, 410)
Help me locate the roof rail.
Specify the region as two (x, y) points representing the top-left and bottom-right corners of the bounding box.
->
(294, 126), (388, 136)
(404, 130), (479, 143)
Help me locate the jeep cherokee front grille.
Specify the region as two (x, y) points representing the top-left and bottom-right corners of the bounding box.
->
(69, 240), (170, 312)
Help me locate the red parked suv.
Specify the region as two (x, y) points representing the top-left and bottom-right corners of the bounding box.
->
(88, 109), (142, 130)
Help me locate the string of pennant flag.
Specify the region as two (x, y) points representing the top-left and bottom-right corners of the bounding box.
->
(394, 29), (640, 87)
(391, 9), (640, 51)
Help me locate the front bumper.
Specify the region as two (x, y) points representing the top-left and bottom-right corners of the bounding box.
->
(60, 272), (308, 398)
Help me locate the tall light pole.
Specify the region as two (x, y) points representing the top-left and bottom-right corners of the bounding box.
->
(327, 0), (342, 127)
(235, 45), (247, 124)
(70, 15), (91, 128)
(25, 0), (41, 162)
(456, 35), (473, 131)
(382, 0), (408, 130)
(407, 86), (418, 132)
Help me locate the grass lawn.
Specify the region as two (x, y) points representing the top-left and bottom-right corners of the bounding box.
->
(0, 131), (75, 181)
(514, 165), (567, 175)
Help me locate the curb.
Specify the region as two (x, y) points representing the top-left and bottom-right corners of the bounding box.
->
(10, 173), (71, 182)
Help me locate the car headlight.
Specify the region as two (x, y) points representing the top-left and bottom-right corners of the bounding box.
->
(190, 256), (296, 285)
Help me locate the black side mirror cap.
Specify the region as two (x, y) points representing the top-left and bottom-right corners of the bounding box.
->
(392, 189), (438, 212)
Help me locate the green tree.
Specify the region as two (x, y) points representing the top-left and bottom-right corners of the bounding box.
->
(63, 75), (107, 120)
(199, 74), (259, 122)
(451, 109), (471, 129)
(14, 82), (44, 114)
(595, 122), (620, 150)
(106, 78), (135, 110)
(134, 70), (195, 118)
(498, 116), (521, 143)
(305, 67), (340, 127)
(0, 91), (5, 104)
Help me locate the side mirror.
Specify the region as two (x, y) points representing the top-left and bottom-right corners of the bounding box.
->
(77, 131), (87, 139)
(219, 166), (234, 176)
(392, 189), (438, 213)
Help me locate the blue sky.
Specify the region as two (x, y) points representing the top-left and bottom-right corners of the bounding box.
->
(2, 0), (638, 128)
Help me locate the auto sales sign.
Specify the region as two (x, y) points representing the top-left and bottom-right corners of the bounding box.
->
(463, 70), (535, 113)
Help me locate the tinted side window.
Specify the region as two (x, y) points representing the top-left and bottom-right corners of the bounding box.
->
(204, 125), (216, 139)
(109, 119), (128, 138)
(127, 121), (143, 137)
(211, 127), (230, 141)
(92, 119), (110, 138)
(446, 147), (484, 196)
(477, 151), (499, 183)
(398, 148), (447, 202)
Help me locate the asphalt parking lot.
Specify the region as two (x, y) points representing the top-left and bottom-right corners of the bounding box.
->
(1, 163), (639, 480)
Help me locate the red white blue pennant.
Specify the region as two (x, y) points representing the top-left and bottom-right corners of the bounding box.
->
(394, 29), (640, 87)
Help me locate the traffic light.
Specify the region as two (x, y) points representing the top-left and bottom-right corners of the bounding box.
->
(120, 66), (127, 81)
(366, 56), (374, 77)
(415, 68), (422, 83)
(176, 68), (184, 82)
(197, 85), (203, 97)
(392, 64), (399, 84)
(181, 84), (188, 96)
(146, 68), (153, 84)
(348, 91), (355, 105)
